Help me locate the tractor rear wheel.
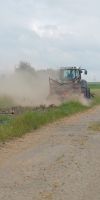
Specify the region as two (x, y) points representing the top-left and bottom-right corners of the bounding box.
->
(86, 88), (91, 99)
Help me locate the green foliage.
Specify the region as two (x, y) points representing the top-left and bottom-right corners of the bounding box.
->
(0, 115), (12, 125)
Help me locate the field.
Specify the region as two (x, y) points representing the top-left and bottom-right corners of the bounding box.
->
(89, 82), (100, 89)
(0, 83), (100, 142)
(89, 83), (100, 105)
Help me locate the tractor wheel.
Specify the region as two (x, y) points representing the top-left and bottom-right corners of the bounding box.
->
(86, 88), (91, 99)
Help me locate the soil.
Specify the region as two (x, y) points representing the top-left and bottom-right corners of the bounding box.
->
(0, 106), (100, 200)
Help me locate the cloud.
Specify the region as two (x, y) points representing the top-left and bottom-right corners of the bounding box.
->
(0, 0), (100, 80)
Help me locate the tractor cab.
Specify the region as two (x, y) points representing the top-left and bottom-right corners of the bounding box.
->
(49, 66), (91, 99)
(59, 67), (87, 82)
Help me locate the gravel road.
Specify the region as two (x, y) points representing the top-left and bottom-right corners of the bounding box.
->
(0, 106), (100, 200)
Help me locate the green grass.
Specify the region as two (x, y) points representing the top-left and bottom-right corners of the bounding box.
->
(91, 89), (100, 105)
(89, 83), (100, 89)
(0, 101), (88, 142)
(0, 115), (12, 124)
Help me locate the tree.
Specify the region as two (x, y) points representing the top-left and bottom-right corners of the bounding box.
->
(15, 61), (36, 75)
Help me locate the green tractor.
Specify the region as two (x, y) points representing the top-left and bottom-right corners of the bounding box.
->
(49, 67), (91, 100)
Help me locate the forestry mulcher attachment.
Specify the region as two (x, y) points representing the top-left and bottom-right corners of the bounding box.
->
(49, 67), (91, 101)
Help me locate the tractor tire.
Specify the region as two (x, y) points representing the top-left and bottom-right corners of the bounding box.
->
(81, 87), (90, 99)
(86, 88), (91, 99)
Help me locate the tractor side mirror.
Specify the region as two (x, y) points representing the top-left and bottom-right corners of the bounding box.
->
(84, 70), (87, 75)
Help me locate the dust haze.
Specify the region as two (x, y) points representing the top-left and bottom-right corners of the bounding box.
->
(0, 65), (91, 107)
(0, 67), (58, 106)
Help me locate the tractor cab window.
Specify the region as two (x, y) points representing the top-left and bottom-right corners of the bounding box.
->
(64, 69), (76, 80)
(75, 70), (80, 79)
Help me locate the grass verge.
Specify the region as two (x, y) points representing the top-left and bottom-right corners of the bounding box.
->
(0, 101), (89, 142)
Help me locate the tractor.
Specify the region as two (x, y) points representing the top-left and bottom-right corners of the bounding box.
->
(49, 67), (91, 100)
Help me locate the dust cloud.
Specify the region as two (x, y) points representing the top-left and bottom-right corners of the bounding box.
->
(0, 70), (51, 106)
(79, 94), (91, 106)
(0, 68), (91, 107)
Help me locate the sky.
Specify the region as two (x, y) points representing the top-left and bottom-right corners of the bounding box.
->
(0, 0), (100, 81)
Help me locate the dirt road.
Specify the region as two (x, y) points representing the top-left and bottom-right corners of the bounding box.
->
(0, 106), (100, 200)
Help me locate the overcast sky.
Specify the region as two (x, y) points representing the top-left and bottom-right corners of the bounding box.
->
(0, 0), (100, 80)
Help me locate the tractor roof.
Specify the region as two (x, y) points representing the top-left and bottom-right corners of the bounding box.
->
(60, 67), (80, 70)
(60, 67), (87, 71)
